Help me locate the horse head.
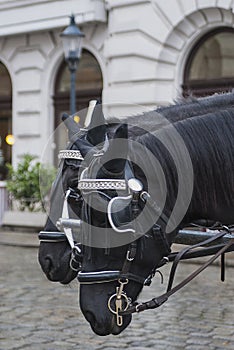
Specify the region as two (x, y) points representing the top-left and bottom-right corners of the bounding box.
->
(75, 124), (173, 335)
(38, 105), (107, 284)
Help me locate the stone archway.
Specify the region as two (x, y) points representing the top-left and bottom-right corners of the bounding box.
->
(157, 5), (234, 100)
(183, 27), (234, 96)
(0, 62), (12, 179)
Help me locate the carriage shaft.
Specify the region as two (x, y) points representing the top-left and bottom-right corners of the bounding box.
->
(175, 229), (234, 246)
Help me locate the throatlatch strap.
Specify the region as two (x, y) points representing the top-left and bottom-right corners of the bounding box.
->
(62, 190), (75, 248)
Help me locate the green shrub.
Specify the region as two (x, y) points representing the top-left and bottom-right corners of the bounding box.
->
(6, 154), (56, 212)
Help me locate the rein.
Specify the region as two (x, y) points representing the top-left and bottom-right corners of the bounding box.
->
(120, 227), (234, 316)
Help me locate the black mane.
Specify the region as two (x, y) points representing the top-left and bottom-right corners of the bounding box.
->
(132, 108), (234, 231)
(176, 110), (234, 223)
(108, 92), (234, 138)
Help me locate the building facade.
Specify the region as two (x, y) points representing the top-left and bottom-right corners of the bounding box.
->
(0, 0), (234, 170)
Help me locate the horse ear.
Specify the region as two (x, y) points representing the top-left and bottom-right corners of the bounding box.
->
(86, 102), (107, 146)
(62, 113), (81, 141)
(101, 123), (128, 174)
(72, 138), (95, 159)
(62, 113), (95, 159)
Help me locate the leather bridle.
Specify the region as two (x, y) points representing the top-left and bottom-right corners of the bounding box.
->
(72, 156), (173, 326)
(39, 148), (84, 272)
(39, 148), (172, 325)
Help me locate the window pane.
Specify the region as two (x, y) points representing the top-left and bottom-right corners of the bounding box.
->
(0, 63), (12, 174)
(0, 63), (12, 96)
(57, 50), (103, 93)
(0, 110), (12, 167)
(189, 32), (234, 80)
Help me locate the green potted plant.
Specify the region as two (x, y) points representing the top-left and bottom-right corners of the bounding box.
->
(7, 154), (41, 211)
(4, 154), (56, 229)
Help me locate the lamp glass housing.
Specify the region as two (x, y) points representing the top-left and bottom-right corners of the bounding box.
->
(60, 15), (85, 62)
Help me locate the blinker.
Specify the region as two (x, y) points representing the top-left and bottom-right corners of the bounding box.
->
(107, 178), (143, 234)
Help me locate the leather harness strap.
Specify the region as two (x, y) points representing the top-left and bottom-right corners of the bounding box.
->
(166, 229), (229, 292)
(120, 232), (234, 316)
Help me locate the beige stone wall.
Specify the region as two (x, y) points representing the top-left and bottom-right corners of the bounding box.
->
(0, 1), (107, 165)
(1, 0), (234, 163)
(104, 0), (234, 116)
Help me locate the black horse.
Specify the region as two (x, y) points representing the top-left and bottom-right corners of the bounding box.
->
(38, 93), (234, 336)
(38, 106), (107, 284)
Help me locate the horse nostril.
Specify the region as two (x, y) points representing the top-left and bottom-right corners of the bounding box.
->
(85, 311), (96, 325)
(42, 256), (53, 272)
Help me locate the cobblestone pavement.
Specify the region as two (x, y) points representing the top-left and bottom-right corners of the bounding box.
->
(0, 242), (234, 350)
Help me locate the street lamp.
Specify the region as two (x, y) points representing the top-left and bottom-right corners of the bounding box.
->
(60, 14), (85, 115)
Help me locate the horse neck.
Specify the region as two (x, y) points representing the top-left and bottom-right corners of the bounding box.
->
(179, 113), (234, 226)
(131, 111), (234, 230)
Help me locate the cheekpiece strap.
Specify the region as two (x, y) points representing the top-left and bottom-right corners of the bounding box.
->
(61, 189), (75, 248)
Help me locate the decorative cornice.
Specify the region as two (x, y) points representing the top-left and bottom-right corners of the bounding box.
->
(0, 0), (107, 37)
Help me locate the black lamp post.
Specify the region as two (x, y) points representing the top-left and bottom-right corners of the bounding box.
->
(60, 14), (85, 115)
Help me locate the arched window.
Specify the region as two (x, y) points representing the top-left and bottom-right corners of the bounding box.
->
(54, 49), (103, 124)
(53, 49), (103, 160)
(0, 62), (12, 179)
(183, 28), (234, 97)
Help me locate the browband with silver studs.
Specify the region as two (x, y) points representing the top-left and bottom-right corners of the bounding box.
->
(58, 150), (84, 161)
